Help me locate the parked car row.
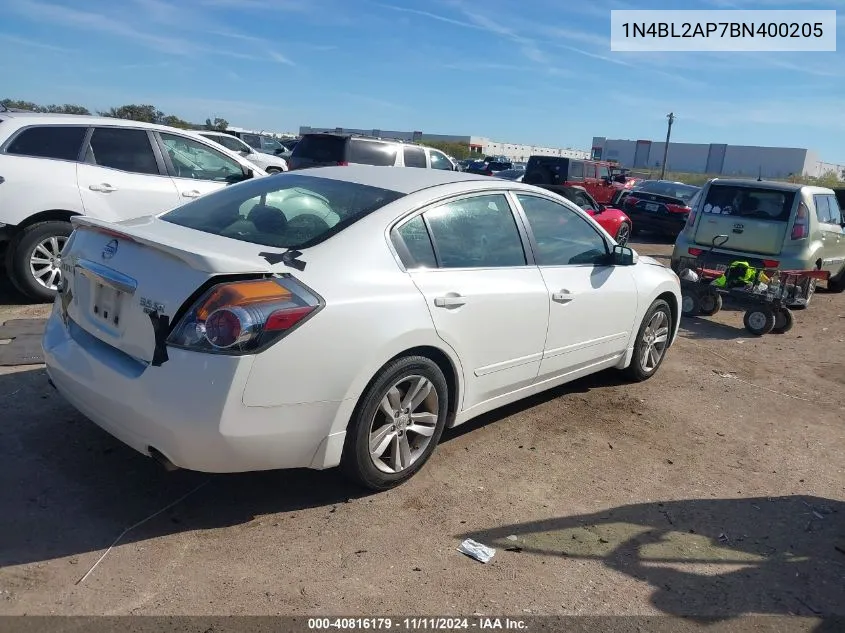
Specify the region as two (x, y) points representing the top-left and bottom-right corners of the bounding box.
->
(0, 112), (273, 301)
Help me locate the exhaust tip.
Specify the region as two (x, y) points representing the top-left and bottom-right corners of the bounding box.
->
(148, 447), (179, 472)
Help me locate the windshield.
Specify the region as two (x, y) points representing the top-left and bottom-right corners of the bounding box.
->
(161, 174), (406, 249)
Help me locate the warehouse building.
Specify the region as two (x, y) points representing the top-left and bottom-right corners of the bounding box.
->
(299, 126), (589, 162)
(591, 137), (844, 180)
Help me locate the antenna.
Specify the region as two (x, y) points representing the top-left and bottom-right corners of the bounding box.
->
(757, 165), (762, 182)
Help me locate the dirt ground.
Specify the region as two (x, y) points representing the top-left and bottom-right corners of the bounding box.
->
(1, 237), (843, 628)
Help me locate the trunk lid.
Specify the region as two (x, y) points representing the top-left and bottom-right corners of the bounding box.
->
(692, 183), (796, 256)
(61, 216), (270, 364)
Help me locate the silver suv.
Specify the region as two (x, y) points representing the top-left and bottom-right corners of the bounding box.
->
(288, 133), (458, 171)
(672, 179), (845, 295)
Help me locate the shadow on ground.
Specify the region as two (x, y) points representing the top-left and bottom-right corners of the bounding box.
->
(0, 364), (630, 569)
(464, 496), (845, 625)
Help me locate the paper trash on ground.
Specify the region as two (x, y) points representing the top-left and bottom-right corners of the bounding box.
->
(458, 538), (496, 563)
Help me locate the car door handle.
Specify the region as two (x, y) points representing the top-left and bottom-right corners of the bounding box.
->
(552, 290), (576, 303)
(434, 295), (466, 308)
(89, 183), (117, 193)
(182, 190), (202, 198)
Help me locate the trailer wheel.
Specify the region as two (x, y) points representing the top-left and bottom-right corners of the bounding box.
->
(681, 292), (699, 316)
(743, 306), (775, 336)
(698, 291), (723, 316)
(771, 307), (794, 334)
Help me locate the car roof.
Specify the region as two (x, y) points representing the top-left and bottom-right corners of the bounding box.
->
(0, 111), (194, 133)
(708, 178), (810, 192)
(292, 165), (507, 193)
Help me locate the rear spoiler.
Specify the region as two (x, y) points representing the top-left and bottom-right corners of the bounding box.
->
(70, 216), (269, 275)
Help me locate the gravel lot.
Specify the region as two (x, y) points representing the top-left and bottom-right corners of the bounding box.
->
(1, 237), (843, 627)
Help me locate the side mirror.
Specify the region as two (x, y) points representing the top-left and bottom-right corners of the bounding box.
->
(598, 203), (606, 212)
(611, 244), (635, 266)
(243, 167), (255, 180)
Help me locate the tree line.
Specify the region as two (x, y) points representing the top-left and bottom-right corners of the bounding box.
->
(1, 98), (228, 132)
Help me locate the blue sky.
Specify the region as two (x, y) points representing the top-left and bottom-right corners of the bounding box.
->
(1, 0), (843, 160)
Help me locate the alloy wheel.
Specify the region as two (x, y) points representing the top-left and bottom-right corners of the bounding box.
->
(639, 310), (670, 373)
(29, 235), (67, 290)
(368, 375), (440, 474)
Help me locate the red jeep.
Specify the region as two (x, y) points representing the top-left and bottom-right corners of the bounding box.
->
(524, 155), (630, 204)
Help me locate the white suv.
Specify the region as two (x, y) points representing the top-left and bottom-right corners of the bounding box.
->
(0, 112), (266, 301)
(194, 130), (288, 173)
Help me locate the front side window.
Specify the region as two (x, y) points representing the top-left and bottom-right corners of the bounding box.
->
(403, 146), (427, 168)
(160, 133), (244, 182)
(423, 194), (526, 268)
(88, 127), (160, 175)
(573, 191), (597, 212)
(429, 150), (453, 170)
(161, 174), (405, 249)
(598, 165), (610, 180)
(348, 140), (398, 166)
(517, 194), (608, 266)
(6, 125), (87, 161)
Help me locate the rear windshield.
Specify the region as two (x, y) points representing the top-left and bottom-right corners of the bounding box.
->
(637, 181), (700, 203)
(292, 135), (346, 162)
(161, 174), (405, 249)
(701, 185), (796, 222)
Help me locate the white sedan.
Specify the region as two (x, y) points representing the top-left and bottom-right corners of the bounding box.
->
(43, 167), (681, 490)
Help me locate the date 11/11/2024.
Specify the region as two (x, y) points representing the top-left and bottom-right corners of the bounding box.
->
(307, 617), (528, 630)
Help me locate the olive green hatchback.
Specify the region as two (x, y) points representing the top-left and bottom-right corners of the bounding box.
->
(672, 179), (845, 298)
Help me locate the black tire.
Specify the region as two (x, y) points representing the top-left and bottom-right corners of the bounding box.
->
(624, 299), (673, 382)
(5, 220), (72, 303)
(681, 292), (699, 316)
(341, 355), (449, 491)
(743, 306), (776, 336)
(771, 307), (794, 334)
(827, 274), (845, 293)
(698, 291), (723, 316)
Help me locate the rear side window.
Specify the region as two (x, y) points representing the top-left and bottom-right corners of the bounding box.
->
(423, 194), (526, 268)
(203, 133), (246, 153)
(568, 161), (584, 180)
(88, 128), (160, 175)
(815, 194), (842, 224)
(293, 135), (346, 162)
(241, 134), (261, 148)
(6, 126), (86, 161)
(584, 162), (597, 178)
(701, 185), (795, 221)
(393, 215), (437, 268)
(403, 146), (427, 168)
(349, 140), (397, 166)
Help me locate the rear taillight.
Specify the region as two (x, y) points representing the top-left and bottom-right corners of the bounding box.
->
(167, 277), (322, 354)
(337, 161), (349, 166)
(688, 248), (704, 256)
(791, 202), (809, 239)
(485, 170), (493, 176)
(624, 196), (638, 207)
(666, 204), (691, 214)
(762, 259), (780, 269)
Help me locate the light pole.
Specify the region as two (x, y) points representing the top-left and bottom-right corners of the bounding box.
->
(660, 112), (675, 180)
